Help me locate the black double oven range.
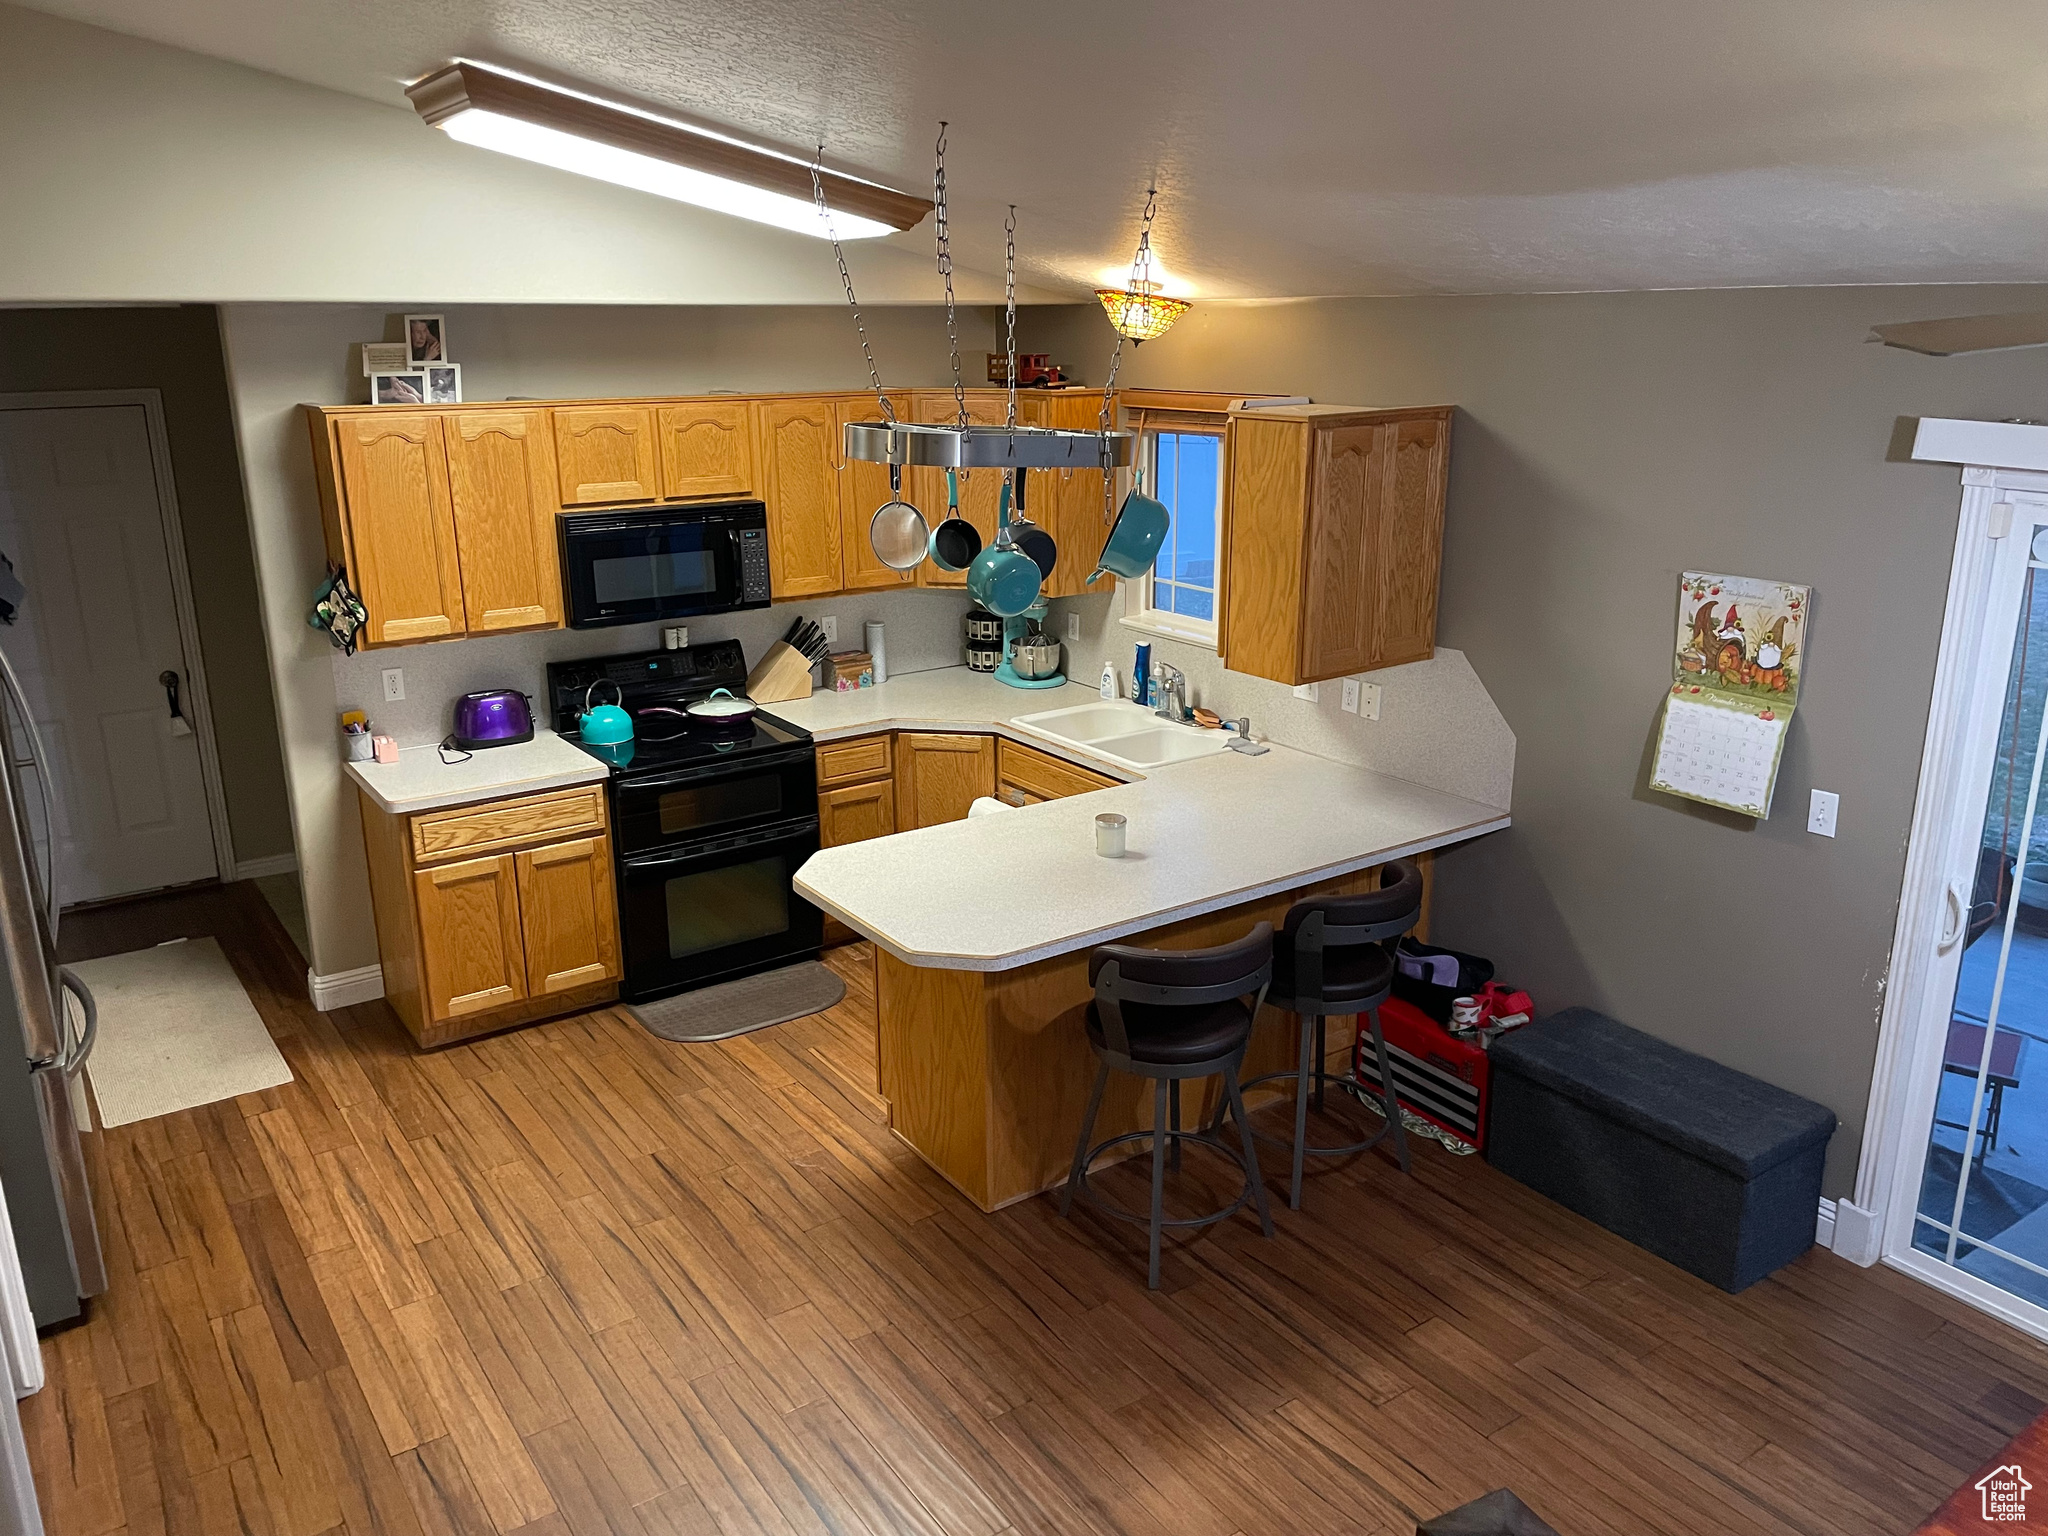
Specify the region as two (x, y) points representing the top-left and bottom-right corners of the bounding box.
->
(547, 640), (821, 1003)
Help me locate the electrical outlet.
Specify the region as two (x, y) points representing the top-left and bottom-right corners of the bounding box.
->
(381, 668), (404, 702)
(1808, 789), (1839, 838)
(1066, 611), (1080, 642)
(1341, 678), (1361, 714)
(1293, 682), (1320, 702)
(818, 615), (838, 644)
(1360, 682), (1382, 721)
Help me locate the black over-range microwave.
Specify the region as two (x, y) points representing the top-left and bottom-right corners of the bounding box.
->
(559, 499), (773, 629)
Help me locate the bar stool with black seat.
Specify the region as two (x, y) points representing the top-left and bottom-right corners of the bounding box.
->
(1230, 860), (1426, 1209)
(1060, 923), (1278, 1289)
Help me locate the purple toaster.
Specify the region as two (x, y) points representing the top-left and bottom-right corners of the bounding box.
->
(451, 689), (534, 751)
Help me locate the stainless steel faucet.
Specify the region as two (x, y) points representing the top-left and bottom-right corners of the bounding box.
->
(1153, 664), (1186, 722)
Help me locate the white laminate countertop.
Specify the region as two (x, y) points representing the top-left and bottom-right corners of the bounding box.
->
(343, 730), (610, 815)
(783, 667), (1511, 972)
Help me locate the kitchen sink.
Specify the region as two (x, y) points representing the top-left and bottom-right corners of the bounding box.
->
(1013, 701), (1236, 772)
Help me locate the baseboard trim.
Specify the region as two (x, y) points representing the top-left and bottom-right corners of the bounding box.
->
(308, 963), (382, 1011)
(1825, 1197), (1883, 1266)
(233, 852), (299, 881)
(1816, 1197), (1836, 1251)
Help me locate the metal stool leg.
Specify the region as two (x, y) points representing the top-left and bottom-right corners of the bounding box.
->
(1313, 1015), (1327, 1111)
(1223, 1062), (1275, 1237)
(1365, 1006), (1410, 1174)
(1148, 1078), (1169, 1289)
(1290, 1012), (1315, 1209)
(1169, 1079), (1182, 1172)
(1061, 1062), (1110, 1217)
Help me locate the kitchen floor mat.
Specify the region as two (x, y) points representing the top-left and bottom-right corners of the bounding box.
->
(626, 961), (846, 1044)
(73, 936), (292, 1127)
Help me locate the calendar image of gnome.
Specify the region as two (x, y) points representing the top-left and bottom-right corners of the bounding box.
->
(1652, 571), (1812, 818)
(1676, 572), (1806, 698)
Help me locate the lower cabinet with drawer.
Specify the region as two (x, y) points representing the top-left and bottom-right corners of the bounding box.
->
(358, 782), (622, 1048)
(995, 739), (1118, 806)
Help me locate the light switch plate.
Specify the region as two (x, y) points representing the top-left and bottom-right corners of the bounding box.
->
(1361, 682), (1382, 721)
(1066, 611), (1080, 642)
(1293, 682), (1320, 702)
(1341, 678), (1361, 714)
(819, 616), (838, 644)
(1808, 789), (1839, 838)
(382, 668), (404, 702)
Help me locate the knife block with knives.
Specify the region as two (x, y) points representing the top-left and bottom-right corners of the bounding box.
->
(746, 615), (831, 703)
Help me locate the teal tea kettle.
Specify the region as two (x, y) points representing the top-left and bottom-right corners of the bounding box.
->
(579, 680), (634, 765)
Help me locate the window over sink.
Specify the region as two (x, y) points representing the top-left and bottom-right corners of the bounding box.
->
(1123, 427), (1223, 648)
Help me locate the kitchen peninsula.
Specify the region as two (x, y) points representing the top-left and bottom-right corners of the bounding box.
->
(780, 669), (1510, 1211)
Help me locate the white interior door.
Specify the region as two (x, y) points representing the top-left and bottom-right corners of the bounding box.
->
(0, 405), (217, 905)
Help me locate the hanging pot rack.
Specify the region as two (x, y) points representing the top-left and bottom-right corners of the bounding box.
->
(821, 123), (1139, 474)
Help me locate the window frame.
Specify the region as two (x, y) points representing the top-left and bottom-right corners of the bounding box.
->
(1118, 420), (1227, 650)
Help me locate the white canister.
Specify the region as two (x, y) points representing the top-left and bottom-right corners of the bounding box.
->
(864, 621), (887, 684)
(1095, 813), (1127, 858)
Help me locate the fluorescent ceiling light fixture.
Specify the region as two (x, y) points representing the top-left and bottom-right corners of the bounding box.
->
(406, 61), (930, 238)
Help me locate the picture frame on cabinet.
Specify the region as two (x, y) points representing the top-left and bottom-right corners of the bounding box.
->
(370, 370), (428, 406)
(404, 313), (447, 364)
(424, 364), (462, 404)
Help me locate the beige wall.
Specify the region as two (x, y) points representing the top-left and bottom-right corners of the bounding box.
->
(0, 4), (1038, 308)
(220, 301), (1003, 981)
(0, 304), (293, 866)
(1024, 285), (2048, 1193)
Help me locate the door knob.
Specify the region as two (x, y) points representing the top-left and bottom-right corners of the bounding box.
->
(159, 670), (194, 738)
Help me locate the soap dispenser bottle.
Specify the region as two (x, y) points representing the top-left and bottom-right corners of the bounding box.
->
(1100, 662), (1117, 700)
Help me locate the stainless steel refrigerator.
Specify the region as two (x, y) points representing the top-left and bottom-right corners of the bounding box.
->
(0, 645), (101, 1330)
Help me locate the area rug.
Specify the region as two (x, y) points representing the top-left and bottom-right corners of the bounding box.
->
(626, 961), (845, 1044)
(71, 936), (291, 1127)
(1914, 1405), (2048, 1531)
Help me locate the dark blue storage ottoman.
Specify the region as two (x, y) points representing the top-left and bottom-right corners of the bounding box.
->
(1486, 1008), (1837, 1292)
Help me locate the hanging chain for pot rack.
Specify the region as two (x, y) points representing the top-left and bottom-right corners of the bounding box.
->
(838, 122), (1135, 474)
(934, 123), (968, 430)
(1098, 184), (1160, 519)
(811, 152), (894, 425)
(1004, 205), (1018, 430)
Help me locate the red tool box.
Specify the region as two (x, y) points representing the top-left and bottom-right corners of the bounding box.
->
(1353, 997), (1490, 1151)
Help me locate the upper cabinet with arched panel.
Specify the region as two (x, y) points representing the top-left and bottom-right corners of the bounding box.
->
(552, 405), (661, 504)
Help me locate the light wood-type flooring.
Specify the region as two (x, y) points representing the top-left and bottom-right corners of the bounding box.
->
(24, 879), (2048, 1536)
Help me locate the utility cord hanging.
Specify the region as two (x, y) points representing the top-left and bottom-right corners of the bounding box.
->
(812, 151), (893, 424)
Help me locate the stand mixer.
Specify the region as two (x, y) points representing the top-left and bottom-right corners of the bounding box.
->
(994, 594), (1066, 689)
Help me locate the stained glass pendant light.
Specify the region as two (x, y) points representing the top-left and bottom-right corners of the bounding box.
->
(1095, 188), (1189, 343)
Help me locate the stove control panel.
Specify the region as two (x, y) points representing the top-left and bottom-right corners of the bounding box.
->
(545, 639), (750, 730)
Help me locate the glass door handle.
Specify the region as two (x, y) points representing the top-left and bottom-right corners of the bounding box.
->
(1938, 881), (1966, 952)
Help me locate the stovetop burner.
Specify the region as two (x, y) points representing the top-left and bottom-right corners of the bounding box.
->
(545, 640), (812, 776)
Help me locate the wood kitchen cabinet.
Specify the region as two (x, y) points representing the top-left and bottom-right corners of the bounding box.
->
(819, 780), (897, 847)
(895, 733), (996, 830)
(323, 411), (468, 646)
(656, 399), (754, 499)
(755, 397), (845, 597)
(835, 394), (915, 592)
(995, 739), (1119, 805)
(553, 405), (661, 504)
(357, 782), (621, 1048)
(442, 409), (565, 634)
(1220, 404), (1452, 686)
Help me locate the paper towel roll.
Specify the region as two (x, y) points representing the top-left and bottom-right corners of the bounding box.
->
(864, 621), (887, 684)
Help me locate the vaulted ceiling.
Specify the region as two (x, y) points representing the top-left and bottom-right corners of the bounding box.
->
(20, 0), (2048, 300)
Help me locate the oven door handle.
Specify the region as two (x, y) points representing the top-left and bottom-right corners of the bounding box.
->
(623, 818), (820, 869)
(618, 747), (816, 791)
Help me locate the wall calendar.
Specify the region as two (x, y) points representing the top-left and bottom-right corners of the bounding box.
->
(1649, 571), (1809, 818)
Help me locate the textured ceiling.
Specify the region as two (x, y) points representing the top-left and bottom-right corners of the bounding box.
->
(20, 0), (2048, 298)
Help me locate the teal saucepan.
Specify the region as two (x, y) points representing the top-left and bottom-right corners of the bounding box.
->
(968, 475), (1043, 616)
(1087, 488), (1171, 584)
